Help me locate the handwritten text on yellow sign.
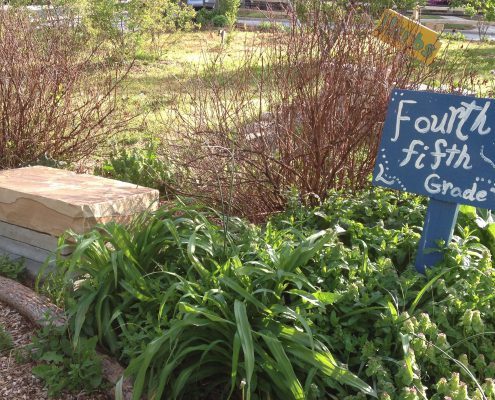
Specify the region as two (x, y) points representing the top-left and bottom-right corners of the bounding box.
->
(374, 9), (442, 65)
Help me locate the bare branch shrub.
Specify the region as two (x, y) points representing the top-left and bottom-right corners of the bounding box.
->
(0, 9), (131, 169)
(170, 6), (480, 220)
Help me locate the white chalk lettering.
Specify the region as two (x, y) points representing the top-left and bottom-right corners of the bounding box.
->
(400, 140), (425, 167)
(471, 101), (491, 135)
(430, 114), (447, 134)
(452, 145), (472, 169)
(431, 139), (448, 170)
(415, 117), (431, 134)
(398, 100), (493, 140)
(424, 174), (486, 201)
(445, 144), (461, 166)
(393, 100), (417, 142)
(454, 101), (482, 141)
(375, 163), (395, 185)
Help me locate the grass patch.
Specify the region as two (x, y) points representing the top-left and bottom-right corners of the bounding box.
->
(237, 8), (289, 20)
(420, 14), (444, 19)
(443, 23), (475, 30)
(444, 40), (495, 84)
(110, 30), (265, 147)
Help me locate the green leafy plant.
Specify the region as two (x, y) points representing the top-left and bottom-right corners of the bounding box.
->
(212, 14), (229, 28)
(440, 31), (467, 41)
(258, 21), (287, 32)
(29, 323), (103, 397)
(451, 0), (495, 40)
(95, 145), (177, 196)
(125, 0), (197, 57)
(196, 8), (215, 27)
(44, 204), (376, 399)
(217, 0), (241, 27)
(0, 255), (25, 280)
(0, 324), (13, 353)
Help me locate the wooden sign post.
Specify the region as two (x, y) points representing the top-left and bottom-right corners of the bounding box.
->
(373, 89), (495, 273)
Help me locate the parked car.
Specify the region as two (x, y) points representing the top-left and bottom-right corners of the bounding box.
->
(186, 0), (216, 9)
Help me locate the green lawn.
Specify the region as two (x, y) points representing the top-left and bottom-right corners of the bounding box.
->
(444, 40), (495, 85)
(113, 30), (264, 146)
(443, 23), (474, 30)
(112, 30), (495, 149)
(237, 8), (289, 20)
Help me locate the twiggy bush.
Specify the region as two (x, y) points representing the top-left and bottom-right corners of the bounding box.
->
(0, 9), (130, 170)
(171, 6), (479, 220)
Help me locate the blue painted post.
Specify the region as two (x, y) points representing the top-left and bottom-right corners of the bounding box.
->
(415, 198), (460, 274)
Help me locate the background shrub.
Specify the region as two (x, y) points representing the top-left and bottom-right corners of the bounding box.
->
(212, 14), (229, 28)
(170, 6), (478, 220)
(258, 21), (286, 31)
(0, 9), (130, 170)
(196, 8), (215, 27)
(217, 0), (241, 27)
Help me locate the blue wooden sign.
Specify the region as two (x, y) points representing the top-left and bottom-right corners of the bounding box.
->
(373, 89), (495, 273)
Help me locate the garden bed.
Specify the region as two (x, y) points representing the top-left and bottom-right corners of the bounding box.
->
(34, 188), (495, 399)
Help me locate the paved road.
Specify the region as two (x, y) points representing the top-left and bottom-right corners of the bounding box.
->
(420, 15), (495, 41)
(238, 14), (495, 41)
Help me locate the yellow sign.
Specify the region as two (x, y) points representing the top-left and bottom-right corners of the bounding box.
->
(374, 9), (442, 65)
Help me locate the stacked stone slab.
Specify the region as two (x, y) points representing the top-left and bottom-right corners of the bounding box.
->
(0, 166), (159, 271)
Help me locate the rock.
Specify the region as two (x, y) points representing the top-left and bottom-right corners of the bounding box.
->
(0, 166), (159, 237)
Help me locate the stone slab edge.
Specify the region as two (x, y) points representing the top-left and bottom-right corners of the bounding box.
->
(0, 220), (72, 253)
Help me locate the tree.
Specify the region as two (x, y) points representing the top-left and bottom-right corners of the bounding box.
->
(217, 0), (241, 27)
(125, 0), (196, 56)
(15, 0), (197, 54)
(293, 0), (428, 19)
(451, 0), (495, 40)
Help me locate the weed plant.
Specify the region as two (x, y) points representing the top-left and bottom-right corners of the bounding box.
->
(0, 324), (13, 353)
(95, 145), (177, 195)
(29, 323), (103, 397)
(0, 255), (25, 281)
(42, 189), (495, 399)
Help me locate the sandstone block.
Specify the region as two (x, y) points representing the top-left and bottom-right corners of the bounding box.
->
(0, 166), (159, 237)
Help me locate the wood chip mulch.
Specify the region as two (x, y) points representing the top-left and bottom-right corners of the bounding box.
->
(0, 301), (109, 400)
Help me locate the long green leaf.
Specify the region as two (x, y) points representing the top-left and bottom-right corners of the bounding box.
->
(261, 332), (304, 400)
(229, 332), (241, 399)
(409, 268), (451, 314)
(73, 290), (98, 348)
(234, 300), (255, 400)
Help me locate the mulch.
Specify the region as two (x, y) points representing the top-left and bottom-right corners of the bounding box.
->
(0, 301), (109, 400)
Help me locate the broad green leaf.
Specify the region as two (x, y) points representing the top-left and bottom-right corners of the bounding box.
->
(313, 291), (342, 305)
